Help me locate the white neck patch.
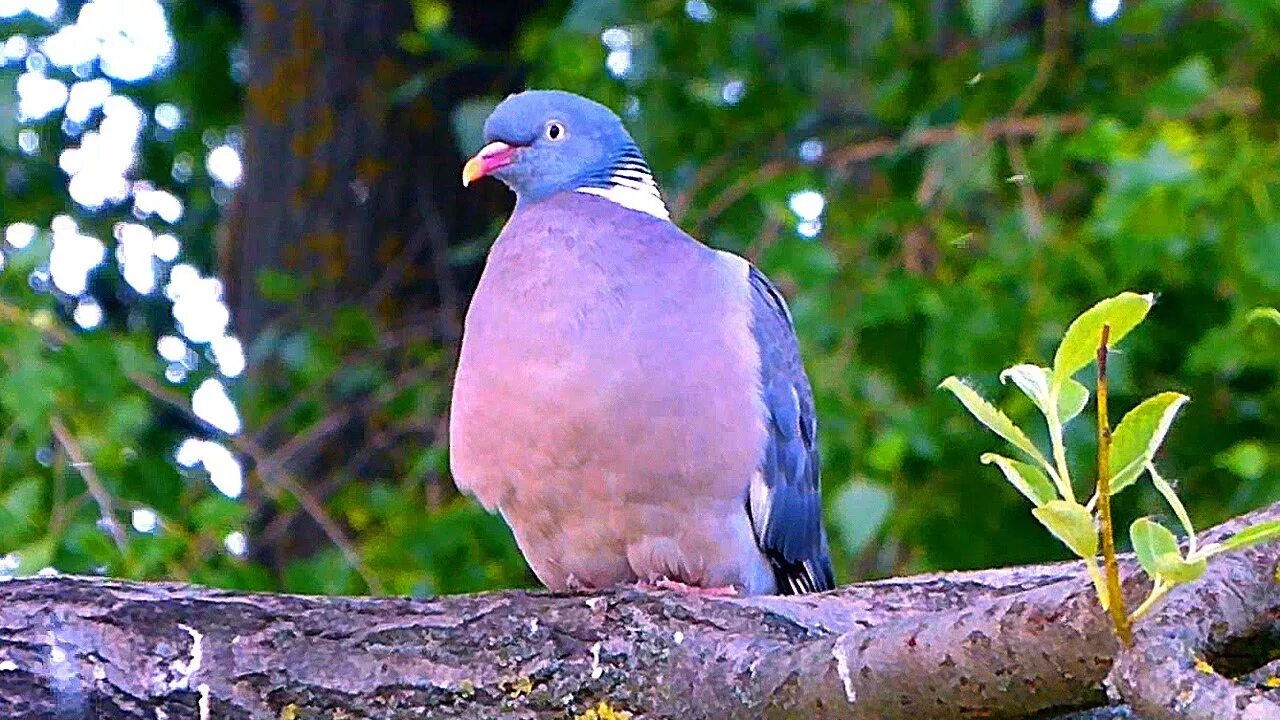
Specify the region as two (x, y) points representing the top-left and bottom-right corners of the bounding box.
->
(575, 162), (670, 220)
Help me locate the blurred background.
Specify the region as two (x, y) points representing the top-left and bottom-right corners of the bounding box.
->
(0, 0), (1275, 596)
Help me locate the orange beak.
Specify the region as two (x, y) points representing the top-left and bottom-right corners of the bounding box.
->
(462, 141), (519, 187)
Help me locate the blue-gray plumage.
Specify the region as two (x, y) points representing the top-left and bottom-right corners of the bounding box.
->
(451, 90), (834, 595)
(748, 266), (834, 593)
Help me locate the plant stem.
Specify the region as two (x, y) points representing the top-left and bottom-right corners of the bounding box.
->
(1129, 581), (1170, 622)
(1046, 405), (1075, 503)
(1095, 324), (1131, 646)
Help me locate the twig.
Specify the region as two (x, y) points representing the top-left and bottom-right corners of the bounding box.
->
(0, 421), (17, 488)
(1095, 324), (1131, 646)
(49, 416), (128, 553)
(257, 365), (435, 477)
(686, 112), (1090, 227)
(239, 435), (385, 594)
(124, 372), (386, 595)
(670, 148), (742, 219)
(693, 159), (794, 230)
(1004, 0), (1066, 242)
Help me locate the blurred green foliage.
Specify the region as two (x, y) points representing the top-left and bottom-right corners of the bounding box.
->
(0, 0), (1277, 596)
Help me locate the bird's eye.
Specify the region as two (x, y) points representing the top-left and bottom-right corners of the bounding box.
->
(545, 121), (566, 141)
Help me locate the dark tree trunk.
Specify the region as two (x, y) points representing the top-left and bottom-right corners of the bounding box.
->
(218, 0), (549, 575)
(1, 501), (1276, 720)
(224, 0), (541, 337)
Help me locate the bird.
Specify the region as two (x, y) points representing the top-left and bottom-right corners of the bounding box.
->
(450, 90), (834, 596)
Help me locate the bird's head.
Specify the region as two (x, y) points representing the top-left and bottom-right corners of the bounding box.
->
(462, 90), (665, 215)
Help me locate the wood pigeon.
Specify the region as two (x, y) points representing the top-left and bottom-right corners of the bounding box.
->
(450, 90), (834, 595)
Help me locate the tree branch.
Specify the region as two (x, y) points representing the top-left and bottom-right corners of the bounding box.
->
(684, 113), (1090, 228)
(49, 416), (127, 553)
(1, 500), (1276, 719)
(1108, 523), (1280, 719)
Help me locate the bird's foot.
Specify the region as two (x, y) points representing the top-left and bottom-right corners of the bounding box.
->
(639, 578), (739, 596)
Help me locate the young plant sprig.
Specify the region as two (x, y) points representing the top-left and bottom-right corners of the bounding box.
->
(940, 292), (1280, 644)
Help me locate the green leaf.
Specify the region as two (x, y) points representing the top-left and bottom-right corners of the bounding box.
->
(1130, 517), (1179, 579)
(1131, 517), (1205, 584)
(980, 453), (1058, 506)
(1057, 380), (1090, 424)
(1246, 307), (1280, 326)
(1216, 441), (1268, 481)
(0, 357), (64, 439)
(1001, 364), (1090, 424)
(256, 270), (310, 303)
(13, 535), (56, 576)
(1032, 500), (1098, 558)
(830, 481), (894, 556)
(1153, 552), (1207, 584)
(939, 376), (1050, 468)
(410, 0), (450, 33)
(1109, 392), (1190, 494)
(1052, 292), (1155, 389)
(1149, 56), (1217, 118)
(1218, 520), (1280, 553)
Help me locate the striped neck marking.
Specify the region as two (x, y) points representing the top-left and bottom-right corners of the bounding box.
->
(575, 149), (670, 220)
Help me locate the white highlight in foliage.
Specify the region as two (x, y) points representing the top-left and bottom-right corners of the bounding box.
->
(154, 102), (182, 129)
(721, 79), (745, 105)
(133, 183), (184, 223)
(157, 335), (186, 362)
(605, 49), (632, 78)
(154, 233), (180, 261)
(0, 553), (16, 578)
(177, 438), (243, 499)
(600, 27), (631, 50)
(2, 35), (29, 60)
(789, 189), (826, 238)
(685, 0), (714, 22)
(27, 0), (57, 19)
(223, 531), (247, 557)
(207, 144), (242, 187)
(789, 190), (825, 221)
(42, 0), (173, 81)
(131, 508), (158, 533)
(799, 138), (824, 163)
(167, 264), (230, 343)
(193, 378), (241, 434)
(49, 221), (104, 295)
(60, 95), (144, 209)
(1091, 0), (1121, 22)
(64, 78), (112, 124)
(16, 70), (68, 120)
(73, 299), (102, 329)
(5, 223), (36, 249)
(211, 335), (246, 377)
(115, 222), (158, 294)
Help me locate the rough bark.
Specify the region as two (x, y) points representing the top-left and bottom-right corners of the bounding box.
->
(1109, 532), (1280, 719)
(1, 502), (1276, 720)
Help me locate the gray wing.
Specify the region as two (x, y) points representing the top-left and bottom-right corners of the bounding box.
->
(745, 265), (835, 594)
